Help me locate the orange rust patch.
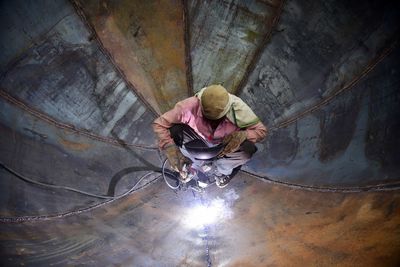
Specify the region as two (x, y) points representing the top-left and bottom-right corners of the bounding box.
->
(59, 138), (92, 151)
(76, 0), (189, 113)
(214, 175), (400, 267)
(1, 176), (399, 266)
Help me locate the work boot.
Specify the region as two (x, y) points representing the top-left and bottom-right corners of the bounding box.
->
(215, 174), (232, 188)
(210, 166), (230, 188)
(214, 165), (241, 188)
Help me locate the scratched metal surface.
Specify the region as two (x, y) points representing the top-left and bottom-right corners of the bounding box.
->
(1, 174), (399, 266)
(238, 0), (400, 186)
(243, 44), (400, 186)
(0, 97), (160, 217)
(0, 0), (156, 145)
(73, 0), (189, 113)
(188, 0), (282, 93)
(240, 0), (400, 124)
(0, 0), (400, 266)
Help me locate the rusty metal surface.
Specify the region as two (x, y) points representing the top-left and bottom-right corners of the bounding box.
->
(211, 175), (400, 266)
(0, 90), (157, 150)
(244, 42), (400, 187)
(183, 0), (194, 96)
(240, 0), (400, 125)
(188, 0), (282, 93)
(74, 0), (189, 113)
(239, 0), (400, 187)
(0, 0), (71, 72)
(0, 0), (156, 145)
(1, 0), (400, 266)
(1, 174), (399, 266)
(272, 40), (398, 130)
(0, 97), (160, 218)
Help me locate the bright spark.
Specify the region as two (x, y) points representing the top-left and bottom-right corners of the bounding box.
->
(182, 198), (231, 229)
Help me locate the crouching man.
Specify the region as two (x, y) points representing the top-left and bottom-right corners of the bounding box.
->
(152, 84), (267, 188)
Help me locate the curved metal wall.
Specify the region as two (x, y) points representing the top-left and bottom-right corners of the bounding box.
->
(0, 0), (400, 266)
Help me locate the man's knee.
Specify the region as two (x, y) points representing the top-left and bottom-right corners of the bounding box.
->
(240, 140), (257, 157)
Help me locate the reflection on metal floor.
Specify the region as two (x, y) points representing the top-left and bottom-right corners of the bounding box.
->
(1, 0), (400, 266)
(1, 175), (400, 266)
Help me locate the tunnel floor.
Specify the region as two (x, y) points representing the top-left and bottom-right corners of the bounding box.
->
(1, 173), (399, 266)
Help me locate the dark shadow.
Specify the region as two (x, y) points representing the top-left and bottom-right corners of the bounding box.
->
(106, 165), (161, 196)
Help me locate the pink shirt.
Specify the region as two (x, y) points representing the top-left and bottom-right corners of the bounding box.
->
(153, 96), (267, 149)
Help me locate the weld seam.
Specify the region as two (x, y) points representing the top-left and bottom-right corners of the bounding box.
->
(235, 0), (285, 95)
(242, 170), (400, 192)
(272, 39), (398, 130)
(183, 0), (194, 97)
(0, 90), (158, 150)
(0, 176), (161, 224)
(69, 0), (160, 116)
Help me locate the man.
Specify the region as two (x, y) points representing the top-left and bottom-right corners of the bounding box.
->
(152, 84), (267, 188)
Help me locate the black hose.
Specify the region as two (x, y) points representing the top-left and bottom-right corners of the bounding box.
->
(161, 159), (181, 190)
(0, 161), (157, 199)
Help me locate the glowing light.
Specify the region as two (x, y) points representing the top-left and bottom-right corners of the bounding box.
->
(182, 198), (232, 229)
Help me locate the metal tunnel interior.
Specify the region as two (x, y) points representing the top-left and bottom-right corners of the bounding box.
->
(1, 0), (400, 266)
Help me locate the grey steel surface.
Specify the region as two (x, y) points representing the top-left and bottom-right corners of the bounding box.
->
(0, 0), (399, 266)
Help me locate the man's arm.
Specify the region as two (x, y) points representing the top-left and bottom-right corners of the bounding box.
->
(245, 121), (268, 143)
(152, 110), (178, 149)
(152, 97), (197, 149)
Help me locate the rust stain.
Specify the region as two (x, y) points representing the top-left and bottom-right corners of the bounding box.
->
(94, 15), (162, 114)
(75, 0), (189, 113)
(222, 175), (400, 267)
(59, 138), (92, 151)
(1, 176), (399, 265)
(234, 0), (285, 95)
(183, 0), (193, 96)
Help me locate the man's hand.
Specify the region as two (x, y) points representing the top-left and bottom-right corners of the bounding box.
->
(219, 131), (247, 157)
(164, 145), (190, 173)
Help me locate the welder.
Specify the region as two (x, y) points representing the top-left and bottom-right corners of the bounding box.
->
(153, 84), (267, 188)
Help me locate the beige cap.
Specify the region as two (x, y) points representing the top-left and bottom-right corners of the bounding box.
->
(200, 84), (230, 120)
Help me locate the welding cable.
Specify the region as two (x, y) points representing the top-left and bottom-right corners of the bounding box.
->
(0, 161), (158, 199)
(162, 158), (180, 190)
(161, 159), (207, 192)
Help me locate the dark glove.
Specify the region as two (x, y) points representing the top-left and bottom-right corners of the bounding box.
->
(219, 131), (247, 157)
(164, 145), (190, 173)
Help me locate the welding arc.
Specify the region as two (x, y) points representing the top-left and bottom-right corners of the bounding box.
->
(0, 161), (159, 199)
